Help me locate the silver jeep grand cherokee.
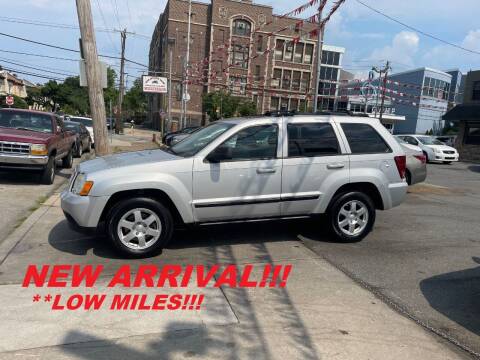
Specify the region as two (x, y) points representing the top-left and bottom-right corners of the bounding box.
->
(61, 114), (408, 257)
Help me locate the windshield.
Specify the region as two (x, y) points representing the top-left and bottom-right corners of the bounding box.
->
(0, 111), (53, 133)
(417, 136), (444, 145)
(170, 122), (235, 157)
(69, 117), (92, 127)
(395, 137), (407, 145)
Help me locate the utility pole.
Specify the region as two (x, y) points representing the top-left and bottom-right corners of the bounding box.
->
(181, 0), (192, 129)
(313, 0), (326, 113)
(75, 0), (110, 155)
(167, 47), (173, 136)
(116, 28), (126, 134)
(372, 61), (391, 120)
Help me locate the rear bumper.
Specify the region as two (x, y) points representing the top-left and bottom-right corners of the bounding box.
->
(0, 153), (48, 170)
(386, 182), (408, 209)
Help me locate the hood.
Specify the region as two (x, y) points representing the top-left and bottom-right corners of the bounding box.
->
(424, 144), (457, 152)
(0, 127), (53, 144)
(79, 149), (180, 174)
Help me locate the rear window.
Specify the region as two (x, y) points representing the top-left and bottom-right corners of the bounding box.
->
(341, 123), (391, 154)
(288, 123), (340, 157)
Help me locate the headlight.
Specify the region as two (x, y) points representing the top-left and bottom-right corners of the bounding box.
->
(30, 144), (48, 156)
(71, 173), (94, 196)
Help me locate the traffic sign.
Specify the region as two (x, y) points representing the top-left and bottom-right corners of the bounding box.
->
(5, 95), (14, 106)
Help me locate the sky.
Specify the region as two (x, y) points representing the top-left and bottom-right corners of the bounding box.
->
(0, 0), (479, 85)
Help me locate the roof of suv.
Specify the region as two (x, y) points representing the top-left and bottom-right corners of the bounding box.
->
(0, 108), (55, 116)
(218, 113), (381, 126)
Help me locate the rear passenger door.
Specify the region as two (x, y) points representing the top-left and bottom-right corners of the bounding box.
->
(339, 122), (397, 184)
(281, 120), (349, 216)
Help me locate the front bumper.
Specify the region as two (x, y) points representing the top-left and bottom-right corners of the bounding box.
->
(433, 152), (459, 162)
(61, 190), (110, 229)
(0, 153), (49, 169)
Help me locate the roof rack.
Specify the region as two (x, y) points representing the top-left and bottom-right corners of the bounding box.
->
(263, 110), (370, 117)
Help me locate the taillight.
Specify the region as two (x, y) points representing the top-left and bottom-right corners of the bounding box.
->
(413, 154), (426, 164)
(394, 155), (406, 179)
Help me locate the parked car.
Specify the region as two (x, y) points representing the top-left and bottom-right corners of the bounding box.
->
(65, 116), (94, 147)
(64, 121), (92, 157)
(435, 135), (456, 147)
(62, 113), (408, 257)
(396, 135), (459, 164)
(394, 137), (427, 185)
(0, 108), (76, 184)
(169, 127), (202, 146)
(106, 118), (116, 131)
(163, 126), (200, 147)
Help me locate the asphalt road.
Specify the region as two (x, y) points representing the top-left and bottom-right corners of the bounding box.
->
(301, 162), (480, 357)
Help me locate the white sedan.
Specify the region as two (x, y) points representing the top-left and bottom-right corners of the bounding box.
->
(395, 135), (459, 164)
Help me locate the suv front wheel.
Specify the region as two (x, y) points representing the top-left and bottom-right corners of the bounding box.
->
(328, 192), (376, 243)
(106, 197), (173, 258)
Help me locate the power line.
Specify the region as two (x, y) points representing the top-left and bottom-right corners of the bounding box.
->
(355, 0), (480, 56)
(1, 66), (65, 81)
(0, 49), (78, 62)
(0, 31), (121, 60)
(111, 0), (122, 29)
(0, 58), (76, 76)
(93, 0), (118, 53)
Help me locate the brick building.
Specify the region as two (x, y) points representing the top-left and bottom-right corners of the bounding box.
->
(148, 0), (345, 129)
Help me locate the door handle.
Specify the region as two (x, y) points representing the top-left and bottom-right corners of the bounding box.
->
(327, 163), (345, 169)
(257, 168), (276, 174)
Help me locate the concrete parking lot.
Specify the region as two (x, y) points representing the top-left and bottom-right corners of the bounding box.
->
(0, 160), (477, 359)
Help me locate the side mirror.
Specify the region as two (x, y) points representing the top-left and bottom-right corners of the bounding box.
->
(206, 146), (232, 163)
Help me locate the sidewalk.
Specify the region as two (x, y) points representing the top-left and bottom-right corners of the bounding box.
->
(0, 187), (466, 359)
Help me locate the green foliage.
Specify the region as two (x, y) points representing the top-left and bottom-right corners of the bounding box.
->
(123, 77), (147, 116)
(1, 95), (28, 109)
(203, 91), (257, 120)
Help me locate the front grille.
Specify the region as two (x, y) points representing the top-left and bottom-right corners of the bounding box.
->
(443, 150), (455, 154)
(0, 141), (30, 155)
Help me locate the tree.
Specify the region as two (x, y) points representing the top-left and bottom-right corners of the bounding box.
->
(103, 67), (119, 112)
(1, 95), (28, 109)
(123, 77), (147, 118)
(237, 99), (257, 117)
(203, 91), (252, 121)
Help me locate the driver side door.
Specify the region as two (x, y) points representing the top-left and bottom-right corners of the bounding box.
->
(192, 123), (282, 222)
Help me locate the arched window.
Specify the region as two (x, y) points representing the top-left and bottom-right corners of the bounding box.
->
(232, 19), (251, 37)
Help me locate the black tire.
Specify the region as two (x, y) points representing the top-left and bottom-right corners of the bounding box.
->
(328, 191), (376, 243)
(40, 156), (56, 185)
(62, 148), (74, 168)
(106, 197), (174, 258)
(77, 141), (83, 157)
(85, 138), (91, 153)
(423, 151), (430, 163)
(405, 170), (412, 185)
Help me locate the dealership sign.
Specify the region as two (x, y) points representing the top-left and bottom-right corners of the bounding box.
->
(142, 76), (168, 93)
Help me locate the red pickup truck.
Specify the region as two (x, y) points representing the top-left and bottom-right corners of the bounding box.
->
(0, 108), (77, 184)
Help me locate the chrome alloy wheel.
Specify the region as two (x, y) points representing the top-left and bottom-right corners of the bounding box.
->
(117, 208), (162, 249)
(337, 200), (369, 236)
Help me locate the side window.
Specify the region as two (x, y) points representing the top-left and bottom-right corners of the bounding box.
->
(405, 136), (418, 145)
(208, 124), (278, 162)
(287, 123), (340, 157)
(341, 123), (391, 154)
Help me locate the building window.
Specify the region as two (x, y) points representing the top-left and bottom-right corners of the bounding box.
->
(282, 70), (292, 90)
(270, 97), (280, 111)
(322, 51), (340, 66)
(294, 43), (304, 63)
(290, 98), (299, 111)
(232, 19), (251, 37)
(284, 43), (294, 62)
(465, 123), (480, 144)
(300, 72), (310, 92)
(275, 39), (284, 61)
(253, 94), (259, 107)
(257, 35), (263, 52)
(472, 81), (480, 101)
(299, 99), (307, 112)
(231, 44), (249, 69)
(254, 65), (261, 81)
(272, 68), (282, 88)
(292, 71), (301, 91)
(304, 44), (314, 64)
(280, 98), (289, 111)
(230, 77), (247, 95)
(422, 76), (450, 100)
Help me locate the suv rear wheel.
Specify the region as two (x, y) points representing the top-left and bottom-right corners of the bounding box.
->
(106, 197), (173, 258)
(328, 191), (375, 243)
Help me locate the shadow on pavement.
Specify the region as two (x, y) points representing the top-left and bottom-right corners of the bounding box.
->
(420, 257), (480, 336)
(468, 165), (480, 173)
